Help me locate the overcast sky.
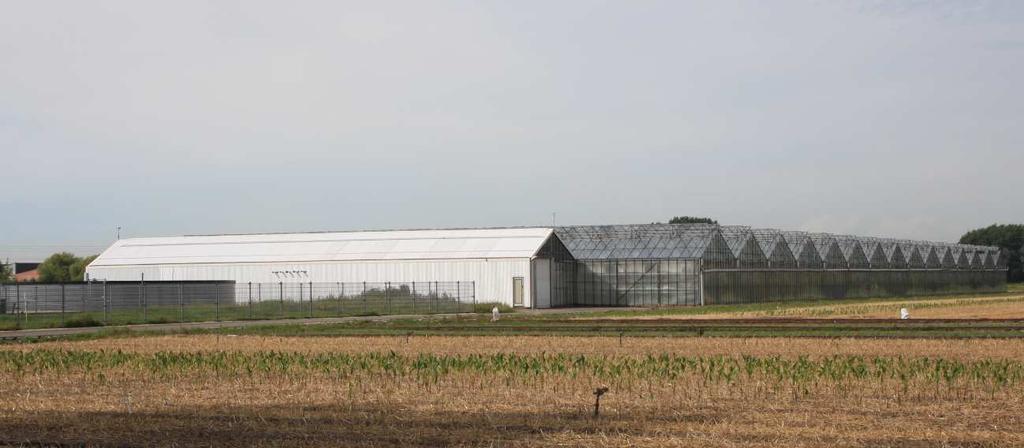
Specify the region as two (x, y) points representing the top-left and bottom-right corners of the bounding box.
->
(1, 0), (1022, 260)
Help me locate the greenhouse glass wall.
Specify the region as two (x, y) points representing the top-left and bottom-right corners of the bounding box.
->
(548, 224), (1007, 307)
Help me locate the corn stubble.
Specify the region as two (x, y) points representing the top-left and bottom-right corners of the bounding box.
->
(1, 336), (1023, 447)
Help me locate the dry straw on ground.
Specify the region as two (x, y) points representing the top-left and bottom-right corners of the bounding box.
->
(2, 335), (1024, 447)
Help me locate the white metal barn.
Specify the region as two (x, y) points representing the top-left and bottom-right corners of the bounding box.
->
(85, 228), (565, 308)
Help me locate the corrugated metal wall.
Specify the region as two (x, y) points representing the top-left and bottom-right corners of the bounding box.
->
(86, 258), (531, 306)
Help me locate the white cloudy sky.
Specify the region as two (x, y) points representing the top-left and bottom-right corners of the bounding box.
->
(1, 0), (1022, 260)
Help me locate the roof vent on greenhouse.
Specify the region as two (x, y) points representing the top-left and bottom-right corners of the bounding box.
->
(985, 248), (1000, 269)
(967, 246), (986, 270)
(919, 243), (941, 268)
(752, 228), (797, 268)
(900, 241), (926, 268)
(877, 239), (907, 268)
(935, 244), (957, 269)
(950, 246), (971, 269)
(719, 226), (768, 268)
(835, 235), (870, 269)
(808, 233), (848, 269)
(859, 237), (889, 269)
(780, 231), (823, 269)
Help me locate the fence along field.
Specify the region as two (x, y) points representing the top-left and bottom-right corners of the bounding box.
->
(2, 336), (1023, 447)
(0, 281), (476, 329)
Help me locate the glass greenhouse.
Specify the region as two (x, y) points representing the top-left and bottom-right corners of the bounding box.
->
(548, 224), (1007, 307)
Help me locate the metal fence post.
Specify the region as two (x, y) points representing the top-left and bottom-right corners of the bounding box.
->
(216, 284), (221, 321)
(337, 282), (342, 316)
(412, 281), (417, 314)
(248, 282), (253, 319)
(178, 282), (184, 322)
(103, 281), (109, 324)
(362, 281), (367, 314)
(16, 282), (22, 326)
(385, 282), (391, 314)
(309, 281), (313, 318)
(141, 273), (147, 322)
(279, 282), (284, 316)
(457, 281), (461, 312)
(61, 283), (66, 326)
(434, 281), (438, 313)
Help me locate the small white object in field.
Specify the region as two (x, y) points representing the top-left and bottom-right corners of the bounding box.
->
(491, 306), (500, 322)
(900, 308), (910, 320)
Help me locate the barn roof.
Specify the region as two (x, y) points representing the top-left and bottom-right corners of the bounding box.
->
(89, 228), (555, 266)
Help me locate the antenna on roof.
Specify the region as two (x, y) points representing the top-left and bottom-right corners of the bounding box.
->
(552, 212), (557, 227)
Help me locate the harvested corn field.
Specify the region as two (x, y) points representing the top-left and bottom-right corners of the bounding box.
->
(10, 335), (1024, 360)
(2, 335), (1024, 447)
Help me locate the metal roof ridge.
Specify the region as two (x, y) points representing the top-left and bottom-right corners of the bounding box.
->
(180, 225), (553, 238)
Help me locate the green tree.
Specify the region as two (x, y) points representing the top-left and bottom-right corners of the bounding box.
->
(70, 255), (98, 282)
(37, 252), (80, 283)
(960, 224), (1024, 282)
(668, 216), (718, 225)
(0, 262), (12, 283)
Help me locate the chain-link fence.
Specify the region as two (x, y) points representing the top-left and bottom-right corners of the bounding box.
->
(0, 280), (475, 330)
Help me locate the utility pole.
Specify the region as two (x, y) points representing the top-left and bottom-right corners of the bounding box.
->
(116, 226), (122, 240)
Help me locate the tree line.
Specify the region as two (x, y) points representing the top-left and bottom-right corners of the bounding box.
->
(960, 224), (1024, 283)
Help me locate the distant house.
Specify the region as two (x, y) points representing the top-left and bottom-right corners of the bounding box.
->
(15, 268), (40, 282)
(11, 262), (40, 283)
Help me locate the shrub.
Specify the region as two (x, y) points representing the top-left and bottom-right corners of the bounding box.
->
(63, 316), (104, 328)
(473, 302), (514, 314)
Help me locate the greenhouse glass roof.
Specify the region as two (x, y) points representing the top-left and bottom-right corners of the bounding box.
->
(900, 241), (925, 267)
(719, 226), (755, 258)
(751, 229), (785, 256)
(779, 231), (813, 258)
(834, 235), (869, 267)
(554, 224), (720, 260)
(550, 224), (999, 268)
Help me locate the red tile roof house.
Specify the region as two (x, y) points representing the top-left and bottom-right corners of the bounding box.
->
(15, 268), (40, 282)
